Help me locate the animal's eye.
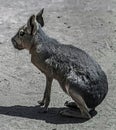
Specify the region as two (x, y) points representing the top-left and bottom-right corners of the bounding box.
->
(19, 30), (25, 37)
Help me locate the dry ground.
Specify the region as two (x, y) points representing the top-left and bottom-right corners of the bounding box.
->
(0, 0), (116, 130)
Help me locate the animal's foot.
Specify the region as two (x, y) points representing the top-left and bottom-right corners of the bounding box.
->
(38, 106), (48, 113)
(42, 107), (48, 113)
(38, 100), (44, 106)
(60, 108), (91, 119)
(64, 101), (78, 109)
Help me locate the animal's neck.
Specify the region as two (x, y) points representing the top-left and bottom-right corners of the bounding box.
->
(30, 26), (59, 54)
(30, 26), (50, 54)
(37, 26), (50, 43)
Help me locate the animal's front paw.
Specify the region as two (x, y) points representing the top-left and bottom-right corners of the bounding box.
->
(42, 107), (48, 113)
(38, 100), (44, 106)
(38, 106), (48, 113)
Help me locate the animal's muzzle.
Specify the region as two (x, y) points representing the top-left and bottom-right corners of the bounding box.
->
(11, 38), (17, 48)
(11, 38), (23, 50)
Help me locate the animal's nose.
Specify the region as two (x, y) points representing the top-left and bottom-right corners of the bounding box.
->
(11, 37), (17, 47)
(11, 38), (14, 43)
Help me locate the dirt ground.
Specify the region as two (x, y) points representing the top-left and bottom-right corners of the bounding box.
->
(0, 0), (116, 130)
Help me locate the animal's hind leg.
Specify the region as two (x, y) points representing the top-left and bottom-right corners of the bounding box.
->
(64, 101), (95, 112)
(64, 101), (78, 109)
(60, 85), (91, 119)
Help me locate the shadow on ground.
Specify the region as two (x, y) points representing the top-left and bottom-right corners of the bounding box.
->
(0, 105), (97, 124)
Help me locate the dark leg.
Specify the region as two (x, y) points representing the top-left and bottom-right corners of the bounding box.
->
(38, 76), (53, 112)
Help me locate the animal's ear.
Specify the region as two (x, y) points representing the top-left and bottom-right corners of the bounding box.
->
(36, 8), (44, 27)
(27, 15), (38, 35)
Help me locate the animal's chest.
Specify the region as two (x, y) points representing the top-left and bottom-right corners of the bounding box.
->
(31, 54), (54, 76)
(31, 55), (46, 73)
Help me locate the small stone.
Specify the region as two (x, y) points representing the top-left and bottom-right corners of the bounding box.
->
(64, 22), (67, 25)
(92, 41), (97, 43)
(67, 26), (71, 28)
(57, 16), (62, 18)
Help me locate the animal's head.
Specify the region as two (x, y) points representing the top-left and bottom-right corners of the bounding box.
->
(11, 8), (44, 51)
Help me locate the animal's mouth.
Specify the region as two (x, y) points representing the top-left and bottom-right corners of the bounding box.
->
(11, 38), (24, 50)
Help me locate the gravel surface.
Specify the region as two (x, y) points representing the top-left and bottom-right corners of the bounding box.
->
(0, 0), (116, 130)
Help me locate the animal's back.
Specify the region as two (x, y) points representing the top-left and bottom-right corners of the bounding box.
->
(44, 42), (108, 108)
